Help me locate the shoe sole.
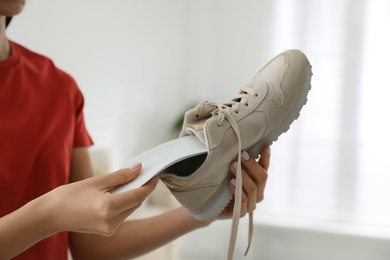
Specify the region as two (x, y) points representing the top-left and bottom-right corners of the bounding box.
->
(190, 62), (313, 220)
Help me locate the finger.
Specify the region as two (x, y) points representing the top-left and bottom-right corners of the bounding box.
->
(98, 163), (142, 190)
(239, 150), (265, 185)
(230, 162), (257, 212)
(229, 179), (249, 218)
(140, 175), (159, 192)
(258, 145), (271, 171)
(108, 176), (157, 214)
(238, 151), (268, 202)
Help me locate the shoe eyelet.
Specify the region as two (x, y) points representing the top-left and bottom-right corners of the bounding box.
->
(196, 114), (199, 118)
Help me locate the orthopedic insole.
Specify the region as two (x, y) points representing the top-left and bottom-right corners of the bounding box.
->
(110, 135), (207, 194)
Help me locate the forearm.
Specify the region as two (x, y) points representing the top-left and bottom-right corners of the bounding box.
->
(0, 195), (58, 260)
(69, 206), (212, 260)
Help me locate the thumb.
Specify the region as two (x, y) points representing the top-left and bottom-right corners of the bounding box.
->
(97, 163), (142, 190)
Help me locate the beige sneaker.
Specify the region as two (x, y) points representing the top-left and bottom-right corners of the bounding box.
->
(112, 49), (312, 259)
(159, 49), (312, 258)
(160, 49), (311, 218)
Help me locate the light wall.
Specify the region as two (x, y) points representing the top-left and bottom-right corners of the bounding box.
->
(7, 0), (274, 169)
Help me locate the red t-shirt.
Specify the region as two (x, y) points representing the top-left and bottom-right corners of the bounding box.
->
(0, 41), (93, 259)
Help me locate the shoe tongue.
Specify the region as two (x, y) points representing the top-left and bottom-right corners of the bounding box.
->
(186, 118), (208, 144)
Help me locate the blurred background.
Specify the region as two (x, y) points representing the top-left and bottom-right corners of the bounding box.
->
(7, 0), (390, 259)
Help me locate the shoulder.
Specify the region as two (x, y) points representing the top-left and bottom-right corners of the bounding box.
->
(12, 41), (75, 82)
(11, 41), (55, 71)
(11, 41), (81, 94)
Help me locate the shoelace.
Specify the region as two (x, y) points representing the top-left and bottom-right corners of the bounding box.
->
(196, 85), (258, 260)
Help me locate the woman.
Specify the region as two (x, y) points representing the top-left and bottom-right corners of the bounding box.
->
(0, 1), (270, 259)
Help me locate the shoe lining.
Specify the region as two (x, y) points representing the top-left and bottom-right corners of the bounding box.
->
(162, 153), (207, 177)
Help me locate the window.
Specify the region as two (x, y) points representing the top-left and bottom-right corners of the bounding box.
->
(256, 0), (390, 231)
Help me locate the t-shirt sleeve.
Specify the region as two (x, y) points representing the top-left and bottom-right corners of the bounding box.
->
(72, 83), (94, 148)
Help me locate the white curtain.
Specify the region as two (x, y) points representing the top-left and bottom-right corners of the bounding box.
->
(256, 0), (390, 229)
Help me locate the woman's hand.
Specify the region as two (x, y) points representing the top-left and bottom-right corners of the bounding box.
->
(0, 164), (157, 260)
(48, 163), (157, 236)
(218, 145), (270, 219)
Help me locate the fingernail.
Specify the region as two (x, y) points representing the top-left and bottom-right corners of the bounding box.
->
(233, 161), (238, 170)
(267, 146), (271, 155)
(230, 178), (236, 187)
(241, 150), (250, 161)
(128, 162), (141, 170)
